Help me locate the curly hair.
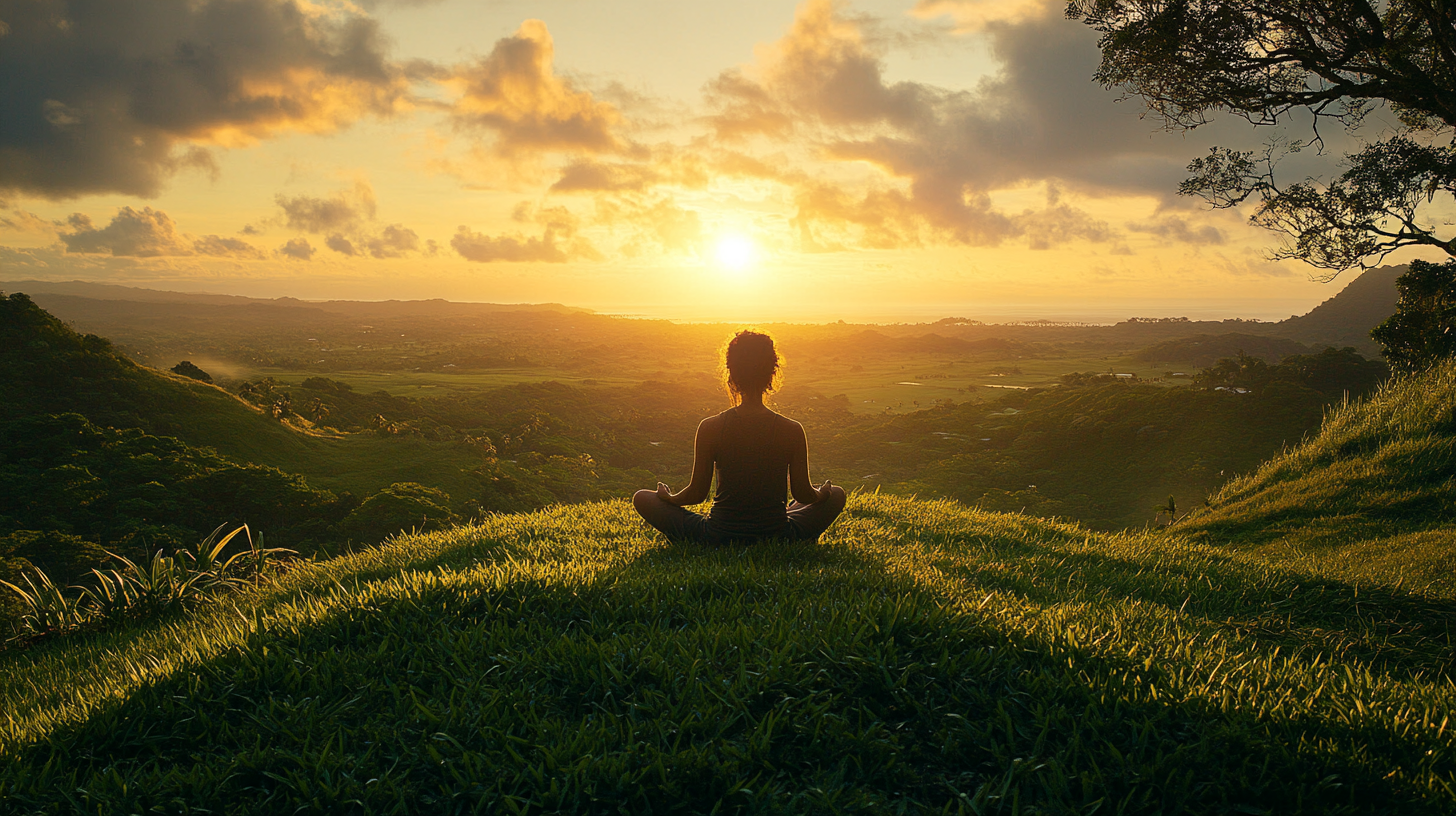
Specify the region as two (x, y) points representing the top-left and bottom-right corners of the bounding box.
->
(721, 329), (782, 404)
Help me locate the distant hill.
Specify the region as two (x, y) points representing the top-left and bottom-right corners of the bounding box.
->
(1132, 333), (1312, 367)
(0, 279), (589, 315)
(1269, 265), (1404, 356)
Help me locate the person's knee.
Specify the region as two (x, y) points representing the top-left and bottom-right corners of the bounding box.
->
(632, 489), (657, 515)
(827, 484), (847, 510)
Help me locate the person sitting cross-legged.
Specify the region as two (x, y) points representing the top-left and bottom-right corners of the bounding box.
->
(632, 329), (846, 545)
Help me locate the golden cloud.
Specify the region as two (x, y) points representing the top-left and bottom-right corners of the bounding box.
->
(445, 20), (625, 158)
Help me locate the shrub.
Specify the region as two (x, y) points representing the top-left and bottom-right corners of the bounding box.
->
(2, 525), (288, 644)
(336, 483), (458, 542)
(1372, 259), (1456, 375)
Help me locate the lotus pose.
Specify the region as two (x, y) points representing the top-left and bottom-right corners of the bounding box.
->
(633, 329), (846, 544)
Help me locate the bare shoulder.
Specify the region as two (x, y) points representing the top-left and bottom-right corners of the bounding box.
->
(778, 413), (808, 438)
(697, 413), (725, 437)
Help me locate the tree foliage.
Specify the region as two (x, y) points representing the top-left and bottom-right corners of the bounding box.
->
(1371, 258), (1456, 372)
(1071, 0), (1456, 275)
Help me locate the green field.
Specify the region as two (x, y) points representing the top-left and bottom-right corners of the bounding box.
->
(256, 368), (641, 400)
(3, 361), (1455, 813)
(249, 350), (1190, 416)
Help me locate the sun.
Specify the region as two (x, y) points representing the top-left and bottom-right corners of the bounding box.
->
(714, 234), (757, 272)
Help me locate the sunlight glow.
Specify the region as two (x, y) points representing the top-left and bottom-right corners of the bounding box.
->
(714, 234), (758, 272)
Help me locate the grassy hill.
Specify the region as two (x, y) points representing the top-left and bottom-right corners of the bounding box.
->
(1, 291), (488, 501)
(5, 363), (1456, 812)
(1185, 357), (1456, 589)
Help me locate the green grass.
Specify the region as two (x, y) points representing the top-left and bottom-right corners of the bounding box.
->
(254, 351), (1189, 416)
(123, 372), (488, 500)
(3, 493), (1454, 814)
(258, 368), (640, 399)
(1186, 357), (1456, 589)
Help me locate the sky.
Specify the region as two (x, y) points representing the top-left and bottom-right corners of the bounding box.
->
(0, 0), (1433, 322)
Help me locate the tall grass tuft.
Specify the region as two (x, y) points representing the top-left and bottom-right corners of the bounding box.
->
(0, 570), (90, 637)
(3, 525), (288, 643)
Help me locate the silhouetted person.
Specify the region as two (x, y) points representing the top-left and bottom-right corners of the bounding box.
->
(633, 330), (846, 544)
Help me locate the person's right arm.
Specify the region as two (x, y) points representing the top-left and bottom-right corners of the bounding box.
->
(658, 416), (717, 506)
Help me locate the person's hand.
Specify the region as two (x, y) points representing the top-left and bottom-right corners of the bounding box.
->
(815, 479), (833, 502)
(657, 482), (672, 504)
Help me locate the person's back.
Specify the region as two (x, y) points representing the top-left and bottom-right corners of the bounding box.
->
(631, 329), (846, 545)
(709, 406), (800, 537)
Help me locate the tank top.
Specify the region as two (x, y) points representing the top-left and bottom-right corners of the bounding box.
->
(708, 407), (800, 537)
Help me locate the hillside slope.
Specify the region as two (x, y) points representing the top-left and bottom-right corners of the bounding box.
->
(1, 292), (483, 499)
(1272, 265), (1404, 355)
(3, 488), (1454, 813)
(1185, 358), (1456, 586)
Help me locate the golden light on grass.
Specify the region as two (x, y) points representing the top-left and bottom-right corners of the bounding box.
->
(714, 233), (757, 273)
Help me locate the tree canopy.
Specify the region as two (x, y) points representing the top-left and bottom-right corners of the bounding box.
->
(1070, 0), (1456, 276)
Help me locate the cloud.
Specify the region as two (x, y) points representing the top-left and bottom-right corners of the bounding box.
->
(57, 205), (269, 259)
(365, 224), (420, 258)
(0, 0), (410, 199)
(910, 0), (1059, 32)
(278, 237), (315, 260)
(444, 20), (624, 159)
(274, 181), (427, 258)
(1128, 216), (1226, 245)
(326, 234), (359, 256)
(551, 161), (656, 193)
(193, 234), (265, 258)
(451, 205), (598, 263)
(60, 207), (192, 257)
(0, 209), (56, 236)
(695, 0), (1234, 252)
(1017, 205), (1117, 250)
(275, 182), (377, 233)
(451, 226), (566, 263)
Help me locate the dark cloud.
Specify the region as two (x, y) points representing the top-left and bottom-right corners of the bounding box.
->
(701, 0), (1252, 251)
(278, 237), (315, 260)
(57, 205), (270, 258)
(0, 0), (408, 199)
(1017, 205), (1116, 250)
(354, 0), (446, 8)
(60, 207), (191, 256)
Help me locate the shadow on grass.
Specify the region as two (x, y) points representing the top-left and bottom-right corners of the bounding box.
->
(871, 511), (1456, 683)
(2, 539), (1447, 815)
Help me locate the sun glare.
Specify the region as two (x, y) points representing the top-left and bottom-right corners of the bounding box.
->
(714, 234), (757, 272)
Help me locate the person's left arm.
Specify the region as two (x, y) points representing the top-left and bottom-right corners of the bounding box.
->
(787, 421), (833, 504)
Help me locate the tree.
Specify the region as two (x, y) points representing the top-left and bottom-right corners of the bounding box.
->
(1153, 495), (1180, 526)
(336, 482), (458, 543)
(1371, 259), (1456, 372)
(1071, 0), (1456, 277)
(170, 361), (212, 383)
